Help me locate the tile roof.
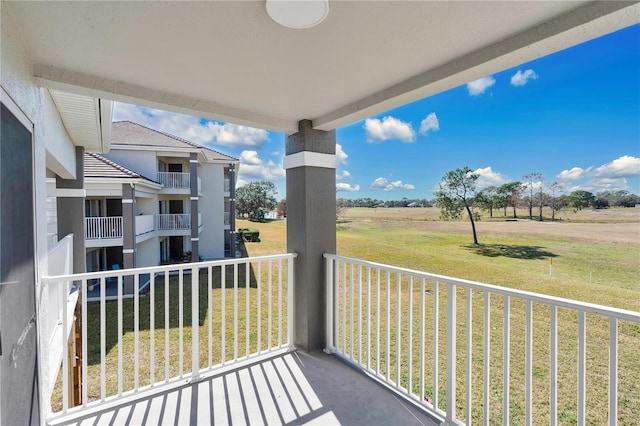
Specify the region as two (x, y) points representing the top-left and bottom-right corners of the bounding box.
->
(84, 152), (155, 182)
(111, 121), (238, 162)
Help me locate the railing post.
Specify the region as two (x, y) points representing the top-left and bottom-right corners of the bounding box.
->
(192, 266), (199, 380)
(445, 283), (457, 425)
(288, 254), (295, 348)
(325, 255), (333, 353)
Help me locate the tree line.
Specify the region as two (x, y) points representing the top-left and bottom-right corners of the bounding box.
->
(434, 167), (640, 245)
(234, 178), (639, 224)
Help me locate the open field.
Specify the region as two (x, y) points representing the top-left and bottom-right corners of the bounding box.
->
(241, 208), (639, 310)
(239, 208), (639, 424)
(53, 209), (639, 424)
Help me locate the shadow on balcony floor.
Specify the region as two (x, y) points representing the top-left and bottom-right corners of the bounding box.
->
(50, 351), (440, 425)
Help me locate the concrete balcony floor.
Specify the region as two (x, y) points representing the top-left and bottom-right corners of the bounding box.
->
(50, 351), (439, 425)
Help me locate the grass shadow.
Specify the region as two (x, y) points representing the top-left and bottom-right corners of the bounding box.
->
(85, 255), (262, 365)
(465, 243), (558, 260)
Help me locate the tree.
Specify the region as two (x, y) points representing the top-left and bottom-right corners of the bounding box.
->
(434, 167), (480, 245)
(235, 181), (278, 222)
(568, 190), (595, 211)
(522, 173), (542, 220)
(546, 181), (564, 221)
(497, 182), (521, 218)
(476, 186), (499, 218)
(275, 199), (287, 218)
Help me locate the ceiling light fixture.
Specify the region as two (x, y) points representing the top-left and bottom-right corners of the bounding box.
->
(266, 0), (329, 29)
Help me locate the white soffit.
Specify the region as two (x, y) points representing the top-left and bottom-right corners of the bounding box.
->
(9, 1), (640, 133)
(48, 89), (111, 153)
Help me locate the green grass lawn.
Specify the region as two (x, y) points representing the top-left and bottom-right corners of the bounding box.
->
(239, 212), (639, 424)
(53, 210), (639, 424)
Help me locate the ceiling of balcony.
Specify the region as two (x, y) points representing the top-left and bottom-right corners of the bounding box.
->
(5, 1), (639, 133)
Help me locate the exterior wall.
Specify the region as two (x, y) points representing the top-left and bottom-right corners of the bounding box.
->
(136, 237), (159, 267)
(1, 5), (77, 416)
(198, 162), (225, 259)
(103, 149), (157, 179)
(43, 90), (76, 179)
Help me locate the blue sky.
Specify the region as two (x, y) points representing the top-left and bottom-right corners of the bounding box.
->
(113, 24), (640, 201)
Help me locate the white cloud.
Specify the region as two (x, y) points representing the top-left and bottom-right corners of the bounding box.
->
(579, 177), (630, 193)
(593, 155), (640, 178)
(208, 122), (269, 148)
(419, 113), (440, 136)
(237, 150), (285, 186)
(370, 177), (415, 192)
(337, 170), (352, 180)
(113, 102), (269, 148)
(364, 116), (416, 143)
(472, 167), (509, 188)
(557, 166), (589, 181)
(466, 76), (496, 96)
(336, 183), (361, 192)
(555, 156), (640, 193)
(510, 69), (538, 86)
(336, 143), (348, 166)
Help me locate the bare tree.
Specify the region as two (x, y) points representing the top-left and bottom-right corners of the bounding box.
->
(522, 173), (542, 220)
(537, 174), (545, 221)
(547, 181), (564, 221)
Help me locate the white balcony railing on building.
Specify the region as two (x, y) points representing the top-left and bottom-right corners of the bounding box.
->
(46, 234), (77, 388)
(135, 214), (155, 236)
(198, 213), (202, 229)
(224, 178), (230, 192)
(156, 213), (191, 230)
(85, 216), (123, 239)
(324, 254), (640, 426)
(157, 172), (190, 189)
(42, 254), (296, 416)
(224, 211), (230, 225)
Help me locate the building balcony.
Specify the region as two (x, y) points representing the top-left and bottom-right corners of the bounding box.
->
(224, 178), (230, 193)
(155, 213), (191, 234)
(157, 172), (190, 192)
(85, 215), (157, 246)
(42, 254), (640, 425)
(85, 216), (123, 247)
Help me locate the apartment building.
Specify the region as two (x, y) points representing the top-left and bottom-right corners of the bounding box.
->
(83, 121), (239, 284)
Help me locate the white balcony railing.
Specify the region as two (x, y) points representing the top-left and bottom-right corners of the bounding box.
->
(224, 211), (230, 225)
(46, 234), (77, 388)
(42, 254), (296, 416)
(156, 213), (191, 230)
(135, 214), (155, 236)
(157, 171), (190, 189)
(224, 178), (230, 192)
(324, 254), (640, 426)
(85, 216), (123, 239)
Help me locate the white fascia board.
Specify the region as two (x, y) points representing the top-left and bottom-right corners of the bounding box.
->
(132, 179), (162, 191)
(85, 177), (162, 191)
(111, 145), (196, 157)
(99, 99), (113, 153)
